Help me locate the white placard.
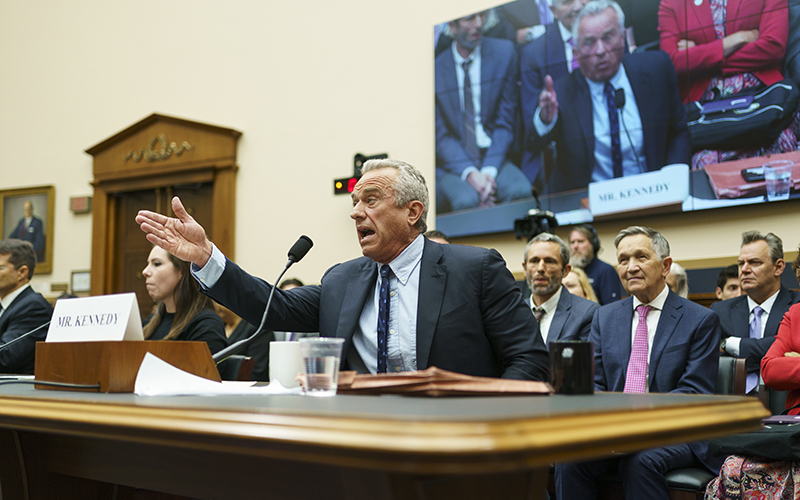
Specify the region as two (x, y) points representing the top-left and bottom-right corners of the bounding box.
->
(46, 292), (144, 342)
(588, 164), (690, 216)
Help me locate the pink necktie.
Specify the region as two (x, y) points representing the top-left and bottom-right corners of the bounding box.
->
(567, 38), (580, 71)
(624, 305), (651, 393)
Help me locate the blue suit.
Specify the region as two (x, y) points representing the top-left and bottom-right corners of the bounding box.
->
(556, 289), (721, 500)
(435, 38), (531, 212)
(9, 216), (45, 262)
(519, 23), (571, 185)
(0, 286), (52, 374)
(710, 287), (800, 373)
(543, 286), (599, 349)
(203, 238), (550, 381)
(527, 51), (690, 193)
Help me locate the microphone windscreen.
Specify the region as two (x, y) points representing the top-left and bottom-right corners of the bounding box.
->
(288, 235), (313, 263)
(615, 88), (626, 109)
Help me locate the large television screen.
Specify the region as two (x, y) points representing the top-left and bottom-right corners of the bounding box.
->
(434, 0), (800, 238)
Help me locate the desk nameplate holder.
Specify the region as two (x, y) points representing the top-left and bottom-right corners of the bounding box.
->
(34, 341), (221, 393)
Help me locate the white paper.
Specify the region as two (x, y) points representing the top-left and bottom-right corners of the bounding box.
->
(134, 352), (303, 396)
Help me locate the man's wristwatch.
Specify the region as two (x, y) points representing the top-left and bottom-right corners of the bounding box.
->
(720, 338), (727, 353)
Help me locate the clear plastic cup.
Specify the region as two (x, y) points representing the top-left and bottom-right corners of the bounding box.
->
(763, 160), (793, 202)
(299, 337), (344, 397)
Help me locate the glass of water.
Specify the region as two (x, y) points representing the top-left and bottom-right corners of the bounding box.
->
(299, 337), (345, 397)
(763, 160), (794, 202)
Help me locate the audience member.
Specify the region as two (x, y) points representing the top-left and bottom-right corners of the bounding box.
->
(527, 0), (689, 193)
(435, 12), (532, 213)
(424, 230), (451, 244)
(569, 224), (623, 304)
(0, 239), (52, 374)
(711, 231), (800, 394)
(555, 226), (721, 500)
(216, 303), (271, 381)
(519, 0), (590, 184)
(8, 200), (45, 262)
(137, 159), (550, 381)
(523, 233), (599, 349)
(563, 267), (599, 303)
(141, 246), (227, 355)
(659, 0), (798, 169)
(715, 264), (742, 301)
(666, 262), (689, 298)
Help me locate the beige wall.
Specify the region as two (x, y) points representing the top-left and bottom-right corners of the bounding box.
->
(0, 0), (797, 297)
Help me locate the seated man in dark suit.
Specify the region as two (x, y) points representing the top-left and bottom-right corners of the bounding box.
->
(527, 0), (689, 193)
(0, 239), (53, 374)
(137, 159), (549, 381)
(8, 200), (46, 262)
(712, 231), (800, 394)
(555, 226), (721, 500)
(519, 0), (590, 184)
(435, 12), (532, 213)
(523, 232), (598, 349)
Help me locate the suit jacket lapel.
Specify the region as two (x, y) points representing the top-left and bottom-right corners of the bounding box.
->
(731, 297), (750, 339)
(416, 241), (446, 369)
(572, 72), (594, 163)
(615, 298), (635, 375)
(649, 291), (683, 385)
(335, 260), (376, 345)
(548, 287), (571, 344)
(765, 287), (792, 337)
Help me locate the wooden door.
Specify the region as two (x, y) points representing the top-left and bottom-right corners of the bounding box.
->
(113, 183), (214, 322)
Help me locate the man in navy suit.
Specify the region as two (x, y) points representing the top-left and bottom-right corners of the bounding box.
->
(137, 159), (549, 381)
(0, 239), (52, 374)
(712, 231), (800, 394)
(527, 0), (689, 193)
(435, 12), (532, 213)
(523, 232), (598, 349)
(8, 200), (45, 262)
(519, 0), (589, 184)
(555, 226), (721, 500)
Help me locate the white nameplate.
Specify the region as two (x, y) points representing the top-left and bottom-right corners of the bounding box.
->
(588, 164), (690, 216)
(46, 292), (144, 342)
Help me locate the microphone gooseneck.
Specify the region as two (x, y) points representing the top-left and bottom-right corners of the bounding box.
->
(212, 236), (314, 364)
(0, 321), (51, 353)
(614, 87), (644, 175)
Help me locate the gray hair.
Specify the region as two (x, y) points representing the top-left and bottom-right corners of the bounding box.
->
(741, 230), (783, 264)
(669, 262), (689, 298)
(525, 233), (571, 270)
(572, 0), (626, 43)
(614, 226), (670, 262)
(360, 159), (429, 233)
(0, 239), (36, 279)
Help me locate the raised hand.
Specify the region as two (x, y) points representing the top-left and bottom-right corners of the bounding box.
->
(135, 196), (214, 268)
(538, 75), (559, 125)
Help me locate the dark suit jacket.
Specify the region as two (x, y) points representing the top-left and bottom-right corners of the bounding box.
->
(527, 51), (690, 193)
(0, 286), (53, 374)
(545, 286), (599, 349)
(435, 37), (520, 175)
(205, 239), (549, 381)
(591, 289), (720, 470)
(710, 287), (800, 372)
(9, 216), (45, 261)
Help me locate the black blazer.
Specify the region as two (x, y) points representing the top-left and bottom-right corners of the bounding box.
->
(0, 286), (52, 374)
(527, 50), (690, 193)
(205, 238), (550, 381)
(711, 287), (800, 372)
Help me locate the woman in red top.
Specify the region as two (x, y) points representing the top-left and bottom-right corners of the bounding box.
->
(659, 0), (797, 169)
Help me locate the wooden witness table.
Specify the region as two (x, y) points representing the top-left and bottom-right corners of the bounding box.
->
(0, 384), (767, 500)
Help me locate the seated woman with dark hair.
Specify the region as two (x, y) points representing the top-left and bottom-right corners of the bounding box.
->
(659, 0), (798, 168)
(142, 246), (227, 354)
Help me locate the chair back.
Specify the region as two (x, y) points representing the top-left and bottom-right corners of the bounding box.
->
(715, 356), (746, 395)
(217, 355), (255, 381)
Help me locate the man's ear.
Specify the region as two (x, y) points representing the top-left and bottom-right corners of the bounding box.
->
(406, 201), (424, 227)
(16, 265), (29, 282)
(661, 256), (673, 279)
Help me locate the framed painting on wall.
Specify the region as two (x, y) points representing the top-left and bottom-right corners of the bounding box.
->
(1, 185), (55, 274)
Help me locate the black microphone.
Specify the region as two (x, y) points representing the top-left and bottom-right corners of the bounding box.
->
(212, 236), (313, 364)
(0, 321), (51, 353)
(614, 87), (644, 174)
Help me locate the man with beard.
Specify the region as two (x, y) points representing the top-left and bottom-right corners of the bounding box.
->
(435, 11), (532, 213)
(523, 232), (598, 349)
(569, 224), (622, 304)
